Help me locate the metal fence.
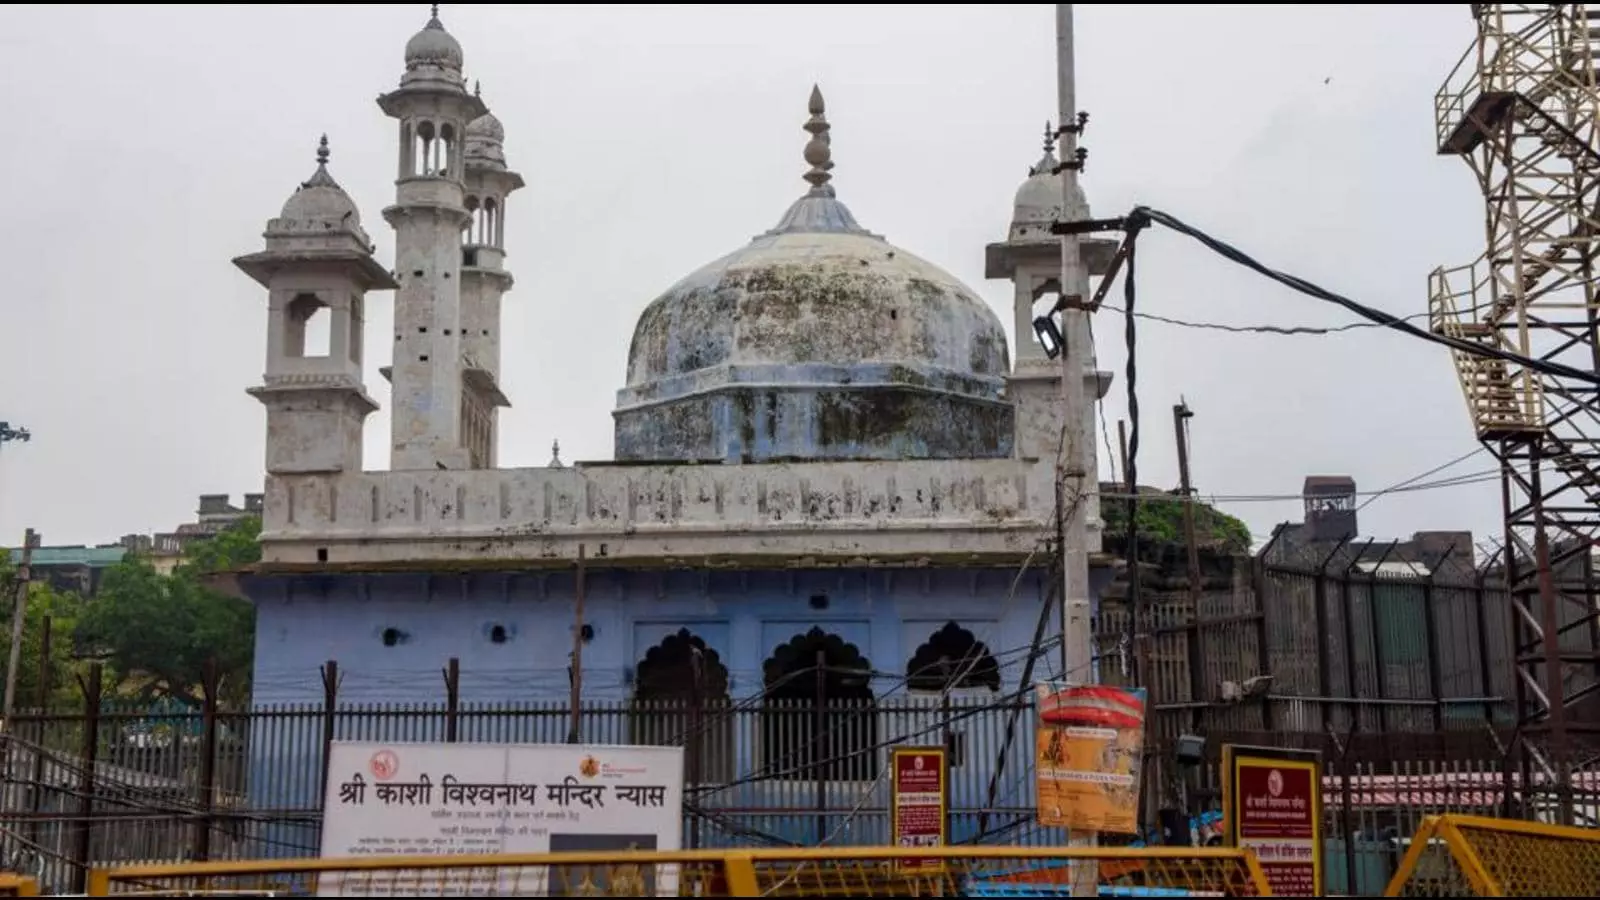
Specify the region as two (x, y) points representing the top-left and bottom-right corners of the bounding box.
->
(0, 691), (1589, 895)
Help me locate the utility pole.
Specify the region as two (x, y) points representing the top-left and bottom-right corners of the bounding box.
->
(567, 543), (587, 744)
(3, 528), (38, 726)
(1054, 5), (1100, 893)
(1173, 402), (1205, 734)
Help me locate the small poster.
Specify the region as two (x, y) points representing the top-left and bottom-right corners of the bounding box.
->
(1033, 682), (1147, 835)
(890, 746), (947, 872)
(1222, 744), (1322, 896)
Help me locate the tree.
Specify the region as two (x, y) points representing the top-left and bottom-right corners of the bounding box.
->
(1102, 489), (1253, 555)
(75, 518), (259, 708)
(0, 557), (87, 710)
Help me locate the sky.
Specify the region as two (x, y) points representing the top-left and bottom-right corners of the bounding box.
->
(0, 4), (1495, 553)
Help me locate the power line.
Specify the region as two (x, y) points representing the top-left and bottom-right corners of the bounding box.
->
(1133, 206), (1600, 387)
(1100, 302), (1434, 336)
(1100, 467), (1501, 506)
(1356, 446), (1487, 513)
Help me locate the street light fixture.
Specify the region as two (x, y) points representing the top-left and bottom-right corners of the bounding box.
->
(0, 423), (30, 450)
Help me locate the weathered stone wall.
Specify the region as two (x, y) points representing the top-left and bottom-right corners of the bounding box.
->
(613, 382), (1015, 463)
(256, 456), (1085, 568)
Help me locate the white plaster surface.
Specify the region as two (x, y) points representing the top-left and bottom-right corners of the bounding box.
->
(257, 457), (1109, 566)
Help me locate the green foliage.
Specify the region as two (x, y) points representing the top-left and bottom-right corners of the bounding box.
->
(1102, 491), (1252, 555)
(0, 556), (87, 710)
(75, 517), (259, 709)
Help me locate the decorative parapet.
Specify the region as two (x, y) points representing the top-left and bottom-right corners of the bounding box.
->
(256, 458), (1078, 569)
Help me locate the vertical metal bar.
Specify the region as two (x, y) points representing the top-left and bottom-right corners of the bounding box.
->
(1525, 443), (1574, 824)
(687, 652), (703, 851)
(1422, 546), (1454, 733)
(26, 616), (49, 853)
(813, 649), (827, 846)
(318, 660), (338, 812)
(1313, 539), (1348, 731)
(70, 663), (102, 895)
(443, 657), (460, 743)
(194, 659), (219, 862)
(1341, 542), (1372, 731)
(1369, 542), (1397, 735)
(1473, 567), (1496, 727)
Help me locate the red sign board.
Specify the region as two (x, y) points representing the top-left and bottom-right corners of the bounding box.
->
(1223, 745), (1322, 896)
(890, 747), (947, 872)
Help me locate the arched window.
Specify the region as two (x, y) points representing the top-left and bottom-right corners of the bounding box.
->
(905, 622), (1002, 693)
(761, 628), (877, 782)
(284, 293), (330, 358)
(629, 629), (733, 784)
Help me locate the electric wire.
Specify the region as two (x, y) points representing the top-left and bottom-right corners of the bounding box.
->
(1099, 302), (1436, 336)
(1133, 206), (1600, 387)
(1355, 446), (1488, 513)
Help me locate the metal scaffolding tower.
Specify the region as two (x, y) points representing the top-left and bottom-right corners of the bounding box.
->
(1430, 3), (1600, 821)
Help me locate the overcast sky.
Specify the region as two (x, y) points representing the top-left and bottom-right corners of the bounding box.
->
(0, 4), (1492, 553)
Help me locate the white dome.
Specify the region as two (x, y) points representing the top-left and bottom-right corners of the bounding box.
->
(467, 111), (504, 143)
(465, 111), (506, 168)
(614, 86), (1014, 464)
(405, 13), (463, 71)
(278, 136), (360, 227)
(1009, 143), (1089, 243)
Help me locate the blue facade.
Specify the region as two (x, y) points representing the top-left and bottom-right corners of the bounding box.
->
(241, 564), (1112, 852)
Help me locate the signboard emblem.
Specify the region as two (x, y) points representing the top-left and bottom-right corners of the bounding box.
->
(369, 750), (399, 781)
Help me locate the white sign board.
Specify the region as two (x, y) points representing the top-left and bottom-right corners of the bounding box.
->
(319, 741), (685, 896)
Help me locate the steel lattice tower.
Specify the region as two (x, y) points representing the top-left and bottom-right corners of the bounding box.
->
(1431, 3), (1600, 822)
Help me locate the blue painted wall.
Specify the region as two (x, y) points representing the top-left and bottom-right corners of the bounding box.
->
(240, 565), (1113, 854)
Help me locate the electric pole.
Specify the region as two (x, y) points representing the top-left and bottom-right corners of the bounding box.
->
(1054, 5), (1101, 892)
(1173, 401), (1204, 733)
(3, 528), (38, 726)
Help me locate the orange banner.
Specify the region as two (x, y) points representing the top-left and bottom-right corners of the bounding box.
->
(1033, 682), (1147, 835)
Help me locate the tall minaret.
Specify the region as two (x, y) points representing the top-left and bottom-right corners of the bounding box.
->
(235, 137), (397, 474)
(378, 5), (487, 470)
(985, 123), (1114, 463)
(458, 87), (524, 468)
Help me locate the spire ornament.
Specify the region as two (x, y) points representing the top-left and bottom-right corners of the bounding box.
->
(1029, 120), (1060, 178)
(301, 134), (339, 189)
(802, 84), (834, 196)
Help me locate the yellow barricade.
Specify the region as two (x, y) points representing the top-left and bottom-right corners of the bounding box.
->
(1384, 813), (1600, 896)
(0, 875), (37, 897)
(86, 845), (1271, 896)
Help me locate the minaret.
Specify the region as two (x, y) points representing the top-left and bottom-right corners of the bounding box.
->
(985, 123), (1115, 462)
(378, 5), (487, 470)
(235, 136), (397, 474)
(458, 84), (524, 468)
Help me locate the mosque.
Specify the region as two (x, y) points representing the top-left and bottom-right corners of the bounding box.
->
(232, 6), (1113, 848)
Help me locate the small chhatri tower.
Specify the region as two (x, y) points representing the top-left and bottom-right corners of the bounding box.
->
(235, 137), (396, 475)
(377, 5), (490, 471)
(458, 84), (524, 468)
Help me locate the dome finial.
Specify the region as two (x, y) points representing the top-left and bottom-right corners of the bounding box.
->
(431, 3), (440, 20)
(474, 79), (481, 98)
(316, 134), (330, 166)
(1029, 119), (1061, 178)
(802, 84), (834, 195)
(549, 440), (564, 468)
